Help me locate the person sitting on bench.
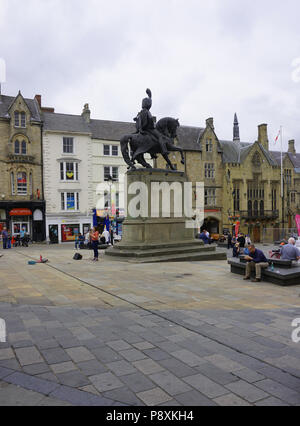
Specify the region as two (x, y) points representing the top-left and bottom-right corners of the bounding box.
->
(243, 244), (269, 283)
(280, 238), (300, 261)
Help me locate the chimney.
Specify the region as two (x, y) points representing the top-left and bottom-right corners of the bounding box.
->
(206, 117), (214, 130)
(258, 124), (269, 151)
(35, 94), (42, 107)
(82, 103), (91, 123)
(288, 139), (296, 155)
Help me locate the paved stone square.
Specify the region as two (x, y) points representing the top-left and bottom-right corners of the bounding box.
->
(0, 244), (299, 406)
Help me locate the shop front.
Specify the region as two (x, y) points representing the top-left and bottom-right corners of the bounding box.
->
(0, 202), (46, 242)
(46, 215), (92, 243)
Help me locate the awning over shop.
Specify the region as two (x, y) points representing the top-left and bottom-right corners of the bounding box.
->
(9, 208), (32, 216)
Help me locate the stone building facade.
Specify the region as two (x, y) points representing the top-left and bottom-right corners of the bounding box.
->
(157, 116), (300, 243)
(0, 91), (46, 241)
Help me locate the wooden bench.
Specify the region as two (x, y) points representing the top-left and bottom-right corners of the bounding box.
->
(228, 257), (300, 286)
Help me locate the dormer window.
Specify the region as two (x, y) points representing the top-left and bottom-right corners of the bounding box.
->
(14, 111), (26, 128)
(206, 139), (213, 152)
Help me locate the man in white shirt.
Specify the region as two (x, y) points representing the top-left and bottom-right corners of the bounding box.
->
(102, 228), (110, 244)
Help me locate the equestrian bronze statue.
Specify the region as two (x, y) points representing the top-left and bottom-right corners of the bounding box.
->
(121, 89), (185, 170)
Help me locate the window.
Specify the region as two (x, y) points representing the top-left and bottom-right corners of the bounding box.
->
(104, 145), (119, 156)
(61, 192), (80, 211)
(63, 137), (74, 154)
(14, 112), (20, 127)
(205, 163), (215, 178)
(21, 112), (26, 128)
(21, 140), (27, 155)
(14, 140), (20, 154)
(233, 186), (240, 212)
(11, 172), (15, 195)
(14, 112), (26, 128)
(60, 162), (79, 181)
(252, 152), (261, 167)
(104, 166), (119, 181)
(272, 189), (277, 211)
(17, 172), (27, 195)
(284, 169), (292, 185)
(206, 139), (212, 152)
(291, 192), (296, 203)
(205, 189), (216, 206)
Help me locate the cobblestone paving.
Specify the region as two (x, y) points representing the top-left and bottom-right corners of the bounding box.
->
(0, 245), (299, 406)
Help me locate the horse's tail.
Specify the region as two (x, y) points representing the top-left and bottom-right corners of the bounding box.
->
(120, 135), (134, 167)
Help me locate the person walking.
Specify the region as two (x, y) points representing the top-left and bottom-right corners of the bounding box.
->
(90, 227), (99, 261)
(2, 227), (8, 249)
(7, 231), (12, 249)
(227, 233), (232, 249)
(243, 244), (269, 283)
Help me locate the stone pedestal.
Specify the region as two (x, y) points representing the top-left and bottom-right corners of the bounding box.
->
(106, 169), (226, 263)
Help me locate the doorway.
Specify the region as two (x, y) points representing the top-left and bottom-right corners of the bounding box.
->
(49, 225), (59, 244)
(253, 226), (261, 243)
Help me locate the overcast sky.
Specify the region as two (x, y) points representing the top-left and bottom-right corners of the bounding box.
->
(1, 0), (300, 151)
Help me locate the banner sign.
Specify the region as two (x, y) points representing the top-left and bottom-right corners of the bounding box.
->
(295, 215), (300, 236)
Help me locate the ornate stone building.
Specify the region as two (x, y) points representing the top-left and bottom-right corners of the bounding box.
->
(157, 115), (300, 243)
(0, 91), (46, 241)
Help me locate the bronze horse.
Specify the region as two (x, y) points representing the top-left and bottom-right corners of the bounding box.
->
(120, 117), (185, 170)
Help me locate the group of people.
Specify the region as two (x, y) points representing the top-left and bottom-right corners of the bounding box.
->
(1, 227), (29, 249)
(228, 233), (251, 250)
(198, 229), (212, 245)
(236, 237), (300, 283)
(75, 227), (113, 261)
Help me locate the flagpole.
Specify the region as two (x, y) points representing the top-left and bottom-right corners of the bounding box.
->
(281, 126), (283, 198)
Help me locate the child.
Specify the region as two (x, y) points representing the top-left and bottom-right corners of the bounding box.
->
(233, 242), (240, 258)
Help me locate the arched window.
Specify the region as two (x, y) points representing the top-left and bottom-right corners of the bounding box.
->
(248, 200), (252, 217)
(260, 200), (264, 216)
(14, 140), (20, 154)
(17, 172), (27, 195)
(254, 200), (259, 217)
(21, 140), (27, 155)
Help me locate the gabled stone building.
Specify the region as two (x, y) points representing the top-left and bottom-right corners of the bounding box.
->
(0, 91), (46, 241)
(157, 115), (300, 243)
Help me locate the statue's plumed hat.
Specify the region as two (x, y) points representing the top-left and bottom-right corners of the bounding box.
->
(142, 88), (152, 109)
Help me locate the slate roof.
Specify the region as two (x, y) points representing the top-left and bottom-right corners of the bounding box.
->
(43, 112), (91, 134)
(0, 94), (41, 122)
(90, 119), (135, 140)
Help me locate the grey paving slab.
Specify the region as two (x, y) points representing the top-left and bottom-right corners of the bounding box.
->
(225, 380), (269, 403)
(213, 393), (252, 406)
(0, 367), (14, 380)
(103, 387), (143, 406)
(22, 363), (51, 376)
(0, 383), (47, 406)
(133, 342), (155, 351)
(0, 348), (15, 361)
(232, 368), (265, 384)
(89, 372), (124, 393)
(203, 354), (244, 372)
(183, 373), (230, 399)
(133, 358), (165, 375)
(0, 359), (21, 370)
(120, 372), (156, 393)
(255, 397), (290, 406)
(56, 370), (91, 388)
(90, 347), (122, 363)
(137, 387), (173, 406)
(36, 339), (60, 350)
(119, 348), (148, 362)
(49, 385), (116, 406)
(15, 347), (44, 366)
(4, 371), (59, 395)
(196, 362), (239, 386)
(159, 358), (198, 379)
(106, 340), (132, 352)
(142, 348), (170, 361)
(50, 361), (78, 375)
(175, 390), (217, 406)
(65, 346), (95, 363)
(40, 348), (71, 364)
(36, 372), (59, 383)
(149, 371), (192, 396)
(106, 360), (137, 377)
(254, 379), (300, 404)
(77, 359), (108, 376)
(171, 349), (205, 367)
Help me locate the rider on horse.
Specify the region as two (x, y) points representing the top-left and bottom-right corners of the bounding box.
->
(134, 89), (168, 156)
